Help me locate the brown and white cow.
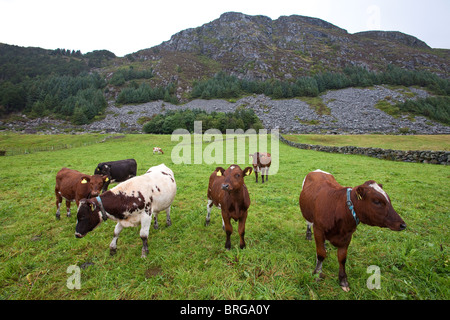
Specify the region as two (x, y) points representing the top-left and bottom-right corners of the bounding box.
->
(75, 164), (176, 258)
(153, 147), (164, 154)
(55, 168), (108, 219)
(206, 165), (253, 250)
(249, 152), (271, 183)
(299, 169), (406, 292)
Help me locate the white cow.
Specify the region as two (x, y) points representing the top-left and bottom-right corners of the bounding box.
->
(75, 164), (176, 257)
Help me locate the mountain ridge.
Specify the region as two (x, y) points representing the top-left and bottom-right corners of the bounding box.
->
(124, 11), (448, 94)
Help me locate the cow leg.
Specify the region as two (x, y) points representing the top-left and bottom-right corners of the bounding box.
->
(265, 166), (269, 181)
(109, 223), (124, 256)
(261, 167), (266, 183)
(223, 216), (233, 250)
(153, 210), (159, 229)
(255, 168), (259, 183)
(65, 200), (71, 217)
(338, 245), (350, 292)
(140, 213), (152, 258)
(206, 199), (213, 226)
(306, 221), (313, 240)
(238, 213), (247, 249)
(313, 229), (326, 280)
(55, 190), (62, 220)
(165, 207), (172, 227)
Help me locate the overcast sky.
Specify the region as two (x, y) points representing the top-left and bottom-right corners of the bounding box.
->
(1, 0), (449, 57)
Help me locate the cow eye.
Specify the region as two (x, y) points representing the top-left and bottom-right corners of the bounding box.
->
(373, 199), (382, 206)
(235, 174), (240, 178)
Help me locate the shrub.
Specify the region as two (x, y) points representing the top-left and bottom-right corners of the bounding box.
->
(142, 108), (264, 134)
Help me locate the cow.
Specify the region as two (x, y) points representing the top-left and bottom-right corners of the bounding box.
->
(249, 152), (271, 183)
(145, 164), (174, 229)
(153, 147), (164, 154)
(55, 168), (108, 220)
(299, 169), (406, 292)
(75, 164), (176, 258)
(206, 165), (253, 250)
(94, 159), (137, 192)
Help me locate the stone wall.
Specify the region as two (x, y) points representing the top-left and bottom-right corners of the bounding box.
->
(278, 134), (449, 165)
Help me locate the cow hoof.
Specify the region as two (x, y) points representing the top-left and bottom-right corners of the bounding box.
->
(205, 220), (210, 226)
(110, 248), (117, 256)
(141, 250), (149, 258)
(341, 286), (350, 292)
(314, 272), (325, 282)
(166, 220), (172, 227)
(56, 215), (60, 220)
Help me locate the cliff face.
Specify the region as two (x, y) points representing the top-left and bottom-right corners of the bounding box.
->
(128, 12), (449, 89)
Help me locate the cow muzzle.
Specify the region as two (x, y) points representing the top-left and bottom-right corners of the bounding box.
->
(75, 232), (84, 238)
(221, 183), (230, 191)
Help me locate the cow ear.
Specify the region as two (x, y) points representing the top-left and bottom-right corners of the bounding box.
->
(243, 167), (253, 176)
(215, 167), (225, 176)
(356, 186), (365, 200)
(81, 176), (90, 184)
(103, 175), (109, 182)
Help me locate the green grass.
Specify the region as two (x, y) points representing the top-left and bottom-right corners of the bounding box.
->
(285, 134), (450, 151)
(0, 133), (449, 300)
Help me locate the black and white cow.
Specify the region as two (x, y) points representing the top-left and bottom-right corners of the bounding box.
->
(94, 159), (137, 192)
(76, 164), (176, 258)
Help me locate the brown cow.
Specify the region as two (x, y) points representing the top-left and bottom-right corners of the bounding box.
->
(299, 169), (406, 292)
(206, 165), (253, 250)
(249, 152), (271, 183)
(55, 168), (108, 219)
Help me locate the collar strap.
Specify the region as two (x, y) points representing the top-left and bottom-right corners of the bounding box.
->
(346, 188), (360, 225)
(96, 196), (108, 221)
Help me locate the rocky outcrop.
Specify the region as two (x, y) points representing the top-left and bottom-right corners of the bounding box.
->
(2, 85), (448, 135)
(130, 12), (449, 87)
(81, 85), (448, 135)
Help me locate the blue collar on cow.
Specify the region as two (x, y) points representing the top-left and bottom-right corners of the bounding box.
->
(96, 196), (108, 221)
(346, 188), (360, 226)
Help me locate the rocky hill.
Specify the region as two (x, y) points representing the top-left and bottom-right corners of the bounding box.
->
(1, 11), (449, 135)
(127, 12), (449, 95)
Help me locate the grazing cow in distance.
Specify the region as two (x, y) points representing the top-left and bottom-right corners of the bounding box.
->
(206, 165), (253, 250)
(153, 147), (164, 154)
(249, 152), (271, 183)
(55, 168), (108, 219)
(75, 164), (176, 258)
(299, 169), (406, 292)
(94, 159), (137, 192)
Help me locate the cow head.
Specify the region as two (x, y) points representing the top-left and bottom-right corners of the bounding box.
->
(216, 165), (252, 193)
(75, 199), (103, 238)
(354, 180), (406, 231)
(79, 175), (108, 198)
(94, 164), (111, 178)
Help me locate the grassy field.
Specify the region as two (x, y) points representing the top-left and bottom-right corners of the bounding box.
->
(285, 134), (450, 151)
(0, 133), (448, 300)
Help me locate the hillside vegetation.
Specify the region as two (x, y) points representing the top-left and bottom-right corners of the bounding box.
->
(1, 12), (449, 127)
